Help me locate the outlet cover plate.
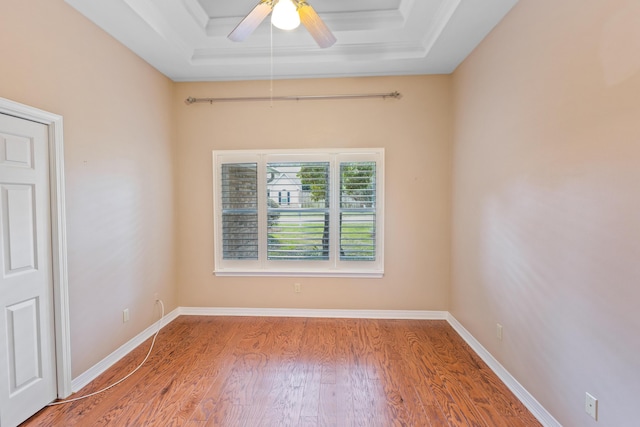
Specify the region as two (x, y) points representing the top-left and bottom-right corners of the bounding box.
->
(585, 392), (598, 420)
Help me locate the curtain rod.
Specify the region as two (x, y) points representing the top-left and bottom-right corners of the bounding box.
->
(184, 91), (401, 105)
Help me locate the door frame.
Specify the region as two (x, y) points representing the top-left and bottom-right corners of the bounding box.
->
(0, 97), (72, 398)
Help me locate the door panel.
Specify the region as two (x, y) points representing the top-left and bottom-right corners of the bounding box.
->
(0, 114), (56, 427)
(0, 132), (33, 168)
(7, 298), (42, 393)
(3, 184), (37, 272)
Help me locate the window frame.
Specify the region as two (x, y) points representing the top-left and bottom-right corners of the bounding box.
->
(212, 148), (385, 278)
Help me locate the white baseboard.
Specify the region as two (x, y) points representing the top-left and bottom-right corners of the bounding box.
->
(71, 307), (180, 392)
(446, 313), (561, 427)
(179, 306), (448, 320)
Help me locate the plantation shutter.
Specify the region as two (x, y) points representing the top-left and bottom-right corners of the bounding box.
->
(266, 162), (330, 260)
(339, 161), (376, 261)
(214, 149), (383, 277)
(221, 163), (258, 260)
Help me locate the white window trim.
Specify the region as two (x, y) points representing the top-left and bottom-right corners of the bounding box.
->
(212, 148), (385, 278)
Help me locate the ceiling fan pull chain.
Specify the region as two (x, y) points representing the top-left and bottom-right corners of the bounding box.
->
(270, 17), (274, 108)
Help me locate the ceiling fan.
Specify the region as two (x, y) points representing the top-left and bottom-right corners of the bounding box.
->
(228, 0), (337, 48)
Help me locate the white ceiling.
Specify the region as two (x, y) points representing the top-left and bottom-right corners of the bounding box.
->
(64, 0), (519, 82)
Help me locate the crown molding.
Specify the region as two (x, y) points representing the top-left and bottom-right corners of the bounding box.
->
(64, 0), (520, 81)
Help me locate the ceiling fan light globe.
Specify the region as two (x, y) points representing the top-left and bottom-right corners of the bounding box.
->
(271, 0), (301, 30)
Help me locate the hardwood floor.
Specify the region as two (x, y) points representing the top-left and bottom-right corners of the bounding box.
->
(22, 316), (542, 426)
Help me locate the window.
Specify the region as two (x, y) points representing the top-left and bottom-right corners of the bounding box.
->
(213, 149), (384, 277)
(277, 190), (290, 205)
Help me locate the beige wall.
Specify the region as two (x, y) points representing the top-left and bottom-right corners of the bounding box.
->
(0, 0), (178, 377)
(174, 76), (452, 311)
(451, 0), (640, 425)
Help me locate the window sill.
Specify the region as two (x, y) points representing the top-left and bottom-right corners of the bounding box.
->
(213, 269), (384, 279)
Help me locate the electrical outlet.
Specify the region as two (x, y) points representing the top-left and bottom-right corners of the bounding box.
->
(585, 392), (598, 420)
(154, 292), (159, 301)
(123, 308), (130, 323)
(294, 283), (301, 293)
(496, 323), (503, 341)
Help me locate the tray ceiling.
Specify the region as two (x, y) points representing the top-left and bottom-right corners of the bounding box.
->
(65, 0), (519, 82)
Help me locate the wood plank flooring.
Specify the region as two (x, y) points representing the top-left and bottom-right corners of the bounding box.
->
(22, 316), (542, 426)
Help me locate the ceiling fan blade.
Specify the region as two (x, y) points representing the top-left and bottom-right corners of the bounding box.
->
(228, 0), (273, 42)
(296, 1), (336, 48)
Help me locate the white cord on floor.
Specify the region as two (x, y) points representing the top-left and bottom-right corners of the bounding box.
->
(47, 299), (166, 406)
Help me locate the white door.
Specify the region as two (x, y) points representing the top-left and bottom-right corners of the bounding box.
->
(0, 114), (57, 427)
